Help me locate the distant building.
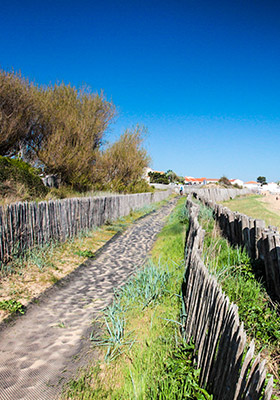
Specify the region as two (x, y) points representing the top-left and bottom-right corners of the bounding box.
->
(243, 181), (260, 189)
(184, 177), (207, 185)
(262, 182), (280, 193)
(184, 177), (245, 187)
(206, 178), (219, 184)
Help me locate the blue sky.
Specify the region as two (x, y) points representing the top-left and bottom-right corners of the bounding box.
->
(1, 0), (280, 181)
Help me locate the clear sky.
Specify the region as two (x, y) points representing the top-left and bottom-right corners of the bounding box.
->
(1, 0), (280, 182)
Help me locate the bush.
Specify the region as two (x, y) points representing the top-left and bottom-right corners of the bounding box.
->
(0, 70), (116, 190)
(148, 171), (169, 184)
(218, 176), (232, 187)
(0, 69), (152, 195)
(36, 84), (115, 190)
(0, 70), (39, 157)
(0, 156), (48, 200)
(93, 126), (151, 193)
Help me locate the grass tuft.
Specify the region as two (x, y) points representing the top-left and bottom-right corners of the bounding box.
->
(0, 299), (25, 314)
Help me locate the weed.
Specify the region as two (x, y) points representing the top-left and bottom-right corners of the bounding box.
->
(74, 250), (95, 258)
(56, 321), (66, 328)
(116, 259), (171, 310)
(91, 260), (170, 362)
(0, 299), (25, 314)
(147, 340), (213, 399)
(91, 302), (135, 362)
(50, 274), (59, 284)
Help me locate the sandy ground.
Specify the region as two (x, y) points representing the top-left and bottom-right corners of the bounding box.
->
(0, 230), (115, 324)
(257, 192), (280, 217)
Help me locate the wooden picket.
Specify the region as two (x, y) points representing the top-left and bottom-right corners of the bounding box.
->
(0, 191), (171, 264)
(193, 188), (280, 301)
(183, 196), (273, 399)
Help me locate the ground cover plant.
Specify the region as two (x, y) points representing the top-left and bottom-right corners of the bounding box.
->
(62, 198), (212, 400)
(0, 156), (48, 204)
(198, 202), (280, 395)
(0, 200), (166, 323)
(222, 194), (280, 230)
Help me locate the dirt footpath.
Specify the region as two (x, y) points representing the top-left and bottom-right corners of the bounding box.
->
(0, 198), (177, 400)
(257, 192), (280, 217)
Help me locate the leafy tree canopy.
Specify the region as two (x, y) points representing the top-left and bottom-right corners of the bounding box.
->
(257, 176), (267, 185)
(0, 69), (152, 194)
(93, 125), (151, 193)
(148, 172), (169, 185)
(0, 69), (116, 190)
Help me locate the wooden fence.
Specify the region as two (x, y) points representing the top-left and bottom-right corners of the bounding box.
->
(184, 186), (254, 201)
(193, 189), (280, 302)
(183, 196), (273, 399)
(0, 191), (171, 263)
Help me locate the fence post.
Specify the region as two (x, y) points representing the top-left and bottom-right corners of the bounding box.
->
(254, 219), (266, 260)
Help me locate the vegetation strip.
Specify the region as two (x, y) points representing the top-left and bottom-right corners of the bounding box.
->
(198, 201), (280, 397)
(62, 198), (212, 400)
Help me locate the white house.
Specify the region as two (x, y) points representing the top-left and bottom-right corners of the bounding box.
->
(261, 182), (280, 193)
(243, 181), (260, 189)
(184, 177), (207, 185)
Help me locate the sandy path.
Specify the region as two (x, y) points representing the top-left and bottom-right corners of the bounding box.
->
(257, 192), (280, 217)
(0, 198), (177, 400)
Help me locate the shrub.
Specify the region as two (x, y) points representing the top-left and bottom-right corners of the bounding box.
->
(36, 84), (116, 190)
(0, 69), (39, 157)
(148, 171), (169, 184)
(0, 70), (116, 191)
(218, 176), (232, 187)
(0, 156), (48, 200)
(93, 126), (151, 193)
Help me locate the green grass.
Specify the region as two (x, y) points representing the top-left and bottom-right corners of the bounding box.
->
(74, 250), (95, 258)
(62, 198), (212, 400)
(222, 194), (280, 230)
(0, 155), (48, 203)
(0, 299), (25, 314)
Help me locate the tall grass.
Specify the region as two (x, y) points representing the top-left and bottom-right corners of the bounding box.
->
(199, 202), (280, 389)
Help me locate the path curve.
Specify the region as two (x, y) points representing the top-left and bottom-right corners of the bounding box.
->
(0, 198), (177, 400)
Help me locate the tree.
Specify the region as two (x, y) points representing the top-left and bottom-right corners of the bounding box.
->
(0, 71), (116, 189)
(219, 176), (231, 186)
(257, 176), (267, 185)
(35, 84), (116, 189)
(166, 170), (177, 183)
(0, 69), (39, 157)
(148, 171), (169, 184)
(93, 126), (151, 192)
(178, 176), (185, 184)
